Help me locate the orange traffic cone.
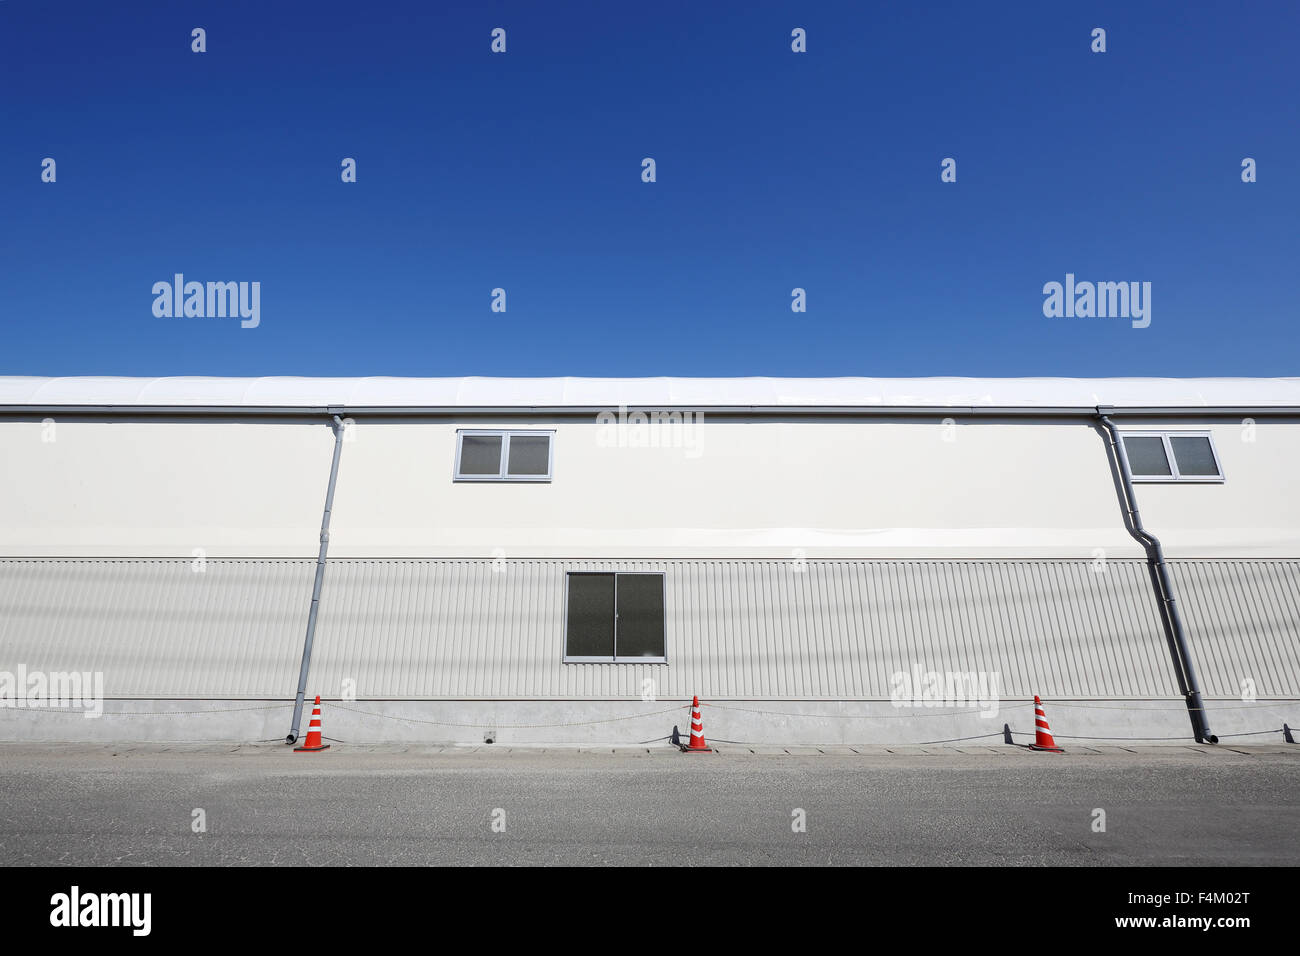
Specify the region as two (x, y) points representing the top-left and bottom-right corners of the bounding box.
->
(294, 695), (331, 752)
(1028, 695), (1064, 752)
(680, 696), (712, 752)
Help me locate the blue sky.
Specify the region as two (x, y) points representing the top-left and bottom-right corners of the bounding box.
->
(2, 1), (1297, 378)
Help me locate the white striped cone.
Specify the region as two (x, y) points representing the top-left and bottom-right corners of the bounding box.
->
(685, 695), (710, 751)
(1030, 695), (1063, 752)
(294, 695), (331, 752)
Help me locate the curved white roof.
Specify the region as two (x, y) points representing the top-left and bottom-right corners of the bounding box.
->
(0, 376), (1298, 409)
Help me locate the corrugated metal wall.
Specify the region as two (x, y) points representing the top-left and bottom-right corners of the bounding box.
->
(1169, 559), (1300, 697)
(0, 559), (313, 697)
(1, 558), (1295, 699)
(307, 559), (1181, 699)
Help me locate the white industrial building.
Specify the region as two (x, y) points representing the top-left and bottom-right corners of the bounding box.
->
(1, 376), (1297, 747)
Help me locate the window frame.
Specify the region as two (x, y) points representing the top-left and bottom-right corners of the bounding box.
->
(1122, 430), (1224, 483)
(453, 428), (555, 482)
(562, 571), (668, 664)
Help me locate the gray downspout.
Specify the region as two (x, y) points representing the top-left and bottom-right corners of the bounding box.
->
(287, 413), (347, 744)
(1096, 410), (1216, 743)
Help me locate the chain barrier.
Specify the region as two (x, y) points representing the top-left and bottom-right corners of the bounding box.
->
(2, 699), (1292, 745)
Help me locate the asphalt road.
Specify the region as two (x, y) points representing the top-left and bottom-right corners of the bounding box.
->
(1, 743), (1296, 866)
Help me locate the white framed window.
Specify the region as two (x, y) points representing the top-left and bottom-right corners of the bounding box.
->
(563, 572), (666, 663)
(454, 429), (554, 482)
(1122, 431), (1224, 482)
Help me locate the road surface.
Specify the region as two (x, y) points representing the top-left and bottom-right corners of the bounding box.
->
(1, 743), (1295, 866)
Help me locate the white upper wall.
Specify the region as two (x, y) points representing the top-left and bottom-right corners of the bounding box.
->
(1, 378), (1296, 559)
(3, 375), (1300, 409)
(322, 418), (1300, 559)
(328, 418), (1150, 558)
(0, 421), (334, 557)
(2, 415), (1296, 559)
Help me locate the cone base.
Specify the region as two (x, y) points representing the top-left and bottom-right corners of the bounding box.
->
(1028, 744), (1064, 753)
(679, 744), (713, 752)
(293, 743), (331, 752)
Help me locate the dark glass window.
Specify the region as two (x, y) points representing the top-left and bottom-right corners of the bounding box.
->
(458, 435), (503, 475)
(1123, 436), (1172, 476)
(615, 574), (666, 658)
(1169, 436), (1219, 476)
(565, 574), (615, 657)
(507, 435), (551, 476)
(565, 572), (665, 660)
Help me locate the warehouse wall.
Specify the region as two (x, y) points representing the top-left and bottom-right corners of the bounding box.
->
(328, 417), (1144, 559)
(2, 557), (1296, 701)
(0, 559), (310, 697)
(1121, 418), (1300, 558)
(305, 558), (1181, 699)
(0, 418), (334, 557)
(2, 416), (1297, 560)
(0, 413), (1296, 744)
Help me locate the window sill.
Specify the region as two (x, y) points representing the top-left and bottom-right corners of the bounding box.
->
(563, 657), (668, 664)
(1130, 476), (1225, 483)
